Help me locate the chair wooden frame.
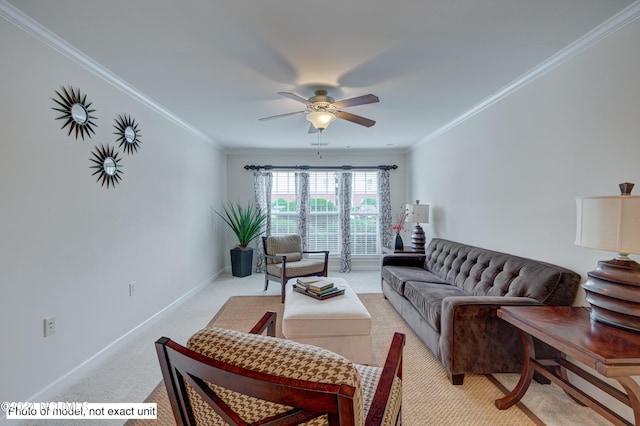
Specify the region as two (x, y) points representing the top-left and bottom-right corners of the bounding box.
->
(262, 236), (329, 303)
(156, 311), (405, 426)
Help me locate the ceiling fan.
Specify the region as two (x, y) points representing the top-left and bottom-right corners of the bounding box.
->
(259, 89), (379, 133)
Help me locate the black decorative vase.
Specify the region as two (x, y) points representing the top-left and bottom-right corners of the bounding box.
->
(394, 233), (404, 251)
(230, 247), (253, 277)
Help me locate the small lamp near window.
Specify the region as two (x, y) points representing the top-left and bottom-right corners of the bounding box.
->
(405, 201), (429, 251)
(575, 182), (640, 332)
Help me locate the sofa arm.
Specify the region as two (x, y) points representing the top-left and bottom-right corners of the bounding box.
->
(381, 254), (426, 268)
(439, 296), (546, 383)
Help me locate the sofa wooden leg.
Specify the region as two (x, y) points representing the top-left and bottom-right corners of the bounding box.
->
(450, 374), (464, 385)
(264, 277), (269, 291)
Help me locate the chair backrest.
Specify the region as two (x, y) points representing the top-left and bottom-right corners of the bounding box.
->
(264, 234), (303, 264)
(157, 326), (364, 425)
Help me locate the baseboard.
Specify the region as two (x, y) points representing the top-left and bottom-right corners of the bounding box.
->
(17, 270), (223, 408)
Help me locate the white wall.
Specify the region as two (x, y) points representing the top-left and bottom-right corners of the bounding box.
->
(408, 17), (640, 303)
(225, 150), (407, 268)
(406, 17), (640, 422)
(0, 20), (226, 403)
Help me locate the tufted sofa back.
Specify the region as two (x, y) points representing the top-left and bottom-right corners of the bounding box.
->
(424, 239), (580, 306)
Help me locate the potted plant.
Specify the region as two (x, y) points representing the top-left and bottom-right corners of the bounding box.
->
(216, 201), (267, 277)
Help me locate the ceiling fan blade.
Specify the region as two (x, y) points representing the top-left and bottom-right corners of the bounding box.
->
(278, 92), (311, 105)
(332, 94), (379, 109)
(259, 111), (306, 121)
(308, 123), (319, 134)
(335, 111), (376, 127)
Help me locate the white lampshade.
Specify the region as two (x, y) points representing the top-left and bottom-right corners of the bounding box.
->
(406, 202), (429, 224)
(306, 111), (336, 130)
(575, 195), (640, 255)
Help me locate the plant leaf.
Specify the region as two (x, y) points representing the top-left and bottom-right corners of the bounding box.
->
(215, 201), (267, 247)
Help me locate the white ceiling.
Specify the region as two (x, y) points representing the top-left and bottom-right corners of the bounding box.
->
(4, 0), (636, 152)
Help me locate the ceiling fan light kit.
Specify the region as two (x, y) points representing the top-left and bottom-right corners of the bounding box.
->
(260, 89), (379, 133)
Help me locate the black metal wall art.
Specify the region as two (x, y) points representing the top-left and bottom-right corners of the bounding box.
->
(113, 114), (142, 154)
(90, 145), (123, 188)
(52, 86), (97, 140)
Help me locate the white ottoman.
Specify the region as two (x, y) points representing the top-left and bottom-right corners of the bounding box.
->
(282, 277), (372, 364)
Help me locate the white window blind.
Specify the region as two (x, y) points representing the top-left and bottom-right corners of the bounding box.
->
(351, 171), (379, 255)
(308, 172), (339, 253)
(271, 172), (298, 235)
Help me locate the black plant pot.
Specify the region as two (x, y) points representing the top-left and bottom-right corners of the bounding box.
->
(230, 247), (253, 277)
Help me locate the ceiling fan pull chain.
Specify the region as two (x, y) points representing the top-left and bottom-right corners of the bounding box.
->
(317, 131), (323, 159)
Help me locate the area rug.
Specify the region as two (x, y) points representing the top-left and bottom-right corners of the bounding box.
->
(129, 294), (552, 425)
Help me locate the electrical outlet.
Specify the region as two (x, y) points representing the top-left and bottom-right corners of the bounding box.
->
(44, 316), (56, 337)
(129, 281), (137, 297)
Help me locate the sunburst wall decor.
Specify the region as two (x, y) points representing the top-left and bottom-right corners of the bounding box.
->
(113, 114), (142, 154)
(90, 145), (123, 188)
(51, 86), (98, 140)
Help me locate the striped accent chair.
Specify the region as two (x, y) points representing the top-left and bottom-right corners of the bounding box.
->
(263, 234), (329, 302)
(156, 311), (405, 426)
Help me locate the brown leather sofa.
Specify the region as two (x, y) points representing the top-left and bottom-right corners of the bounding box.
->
(381, 238), (580, 385)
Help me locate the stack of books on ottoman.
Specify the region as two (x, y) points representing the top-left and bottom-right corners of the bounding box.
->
(293, 277), (345, 300)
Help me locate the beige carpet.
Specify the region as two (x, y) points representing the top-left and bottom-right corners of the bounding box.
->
(129, 294), (608, 426)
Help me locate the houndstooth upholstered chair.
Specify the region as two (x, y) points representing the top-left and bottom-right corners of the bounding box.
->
(156, 311), (405, 426)
(262, 235), (329, 303)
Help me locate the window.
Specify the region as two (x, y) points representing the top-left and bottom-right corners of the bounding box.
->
(351, 171), (379, 255)
(308, 172), (339, 253)
(271, 172), (297, 235)
(270, 171), (380, 255)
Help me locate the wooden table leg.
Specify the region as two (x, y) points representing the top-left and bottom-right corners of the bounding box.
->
(617, 377), (640, 425)
(558, 354), (587, 406)
(495, 330), (535, 409)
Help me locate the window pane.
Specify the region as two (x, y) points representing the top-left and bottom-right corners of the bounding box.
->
(351, 172), (379, 255)
(309, 172), (339, 253)
(271, 172), (298, 235)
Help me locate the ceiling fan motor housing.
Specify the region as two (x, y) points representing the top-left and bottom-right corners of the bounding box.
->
(308, 89), (335, 110)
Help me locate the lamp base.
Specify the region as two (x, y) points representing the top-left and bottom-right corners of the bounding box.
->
(582, 258), (640, 332)
(410, 224), (426, 251)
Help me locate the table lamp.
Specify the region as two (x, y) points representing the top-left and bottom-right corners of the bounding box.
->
(406, 201), (429, 251)
(575, 182), (640, 332)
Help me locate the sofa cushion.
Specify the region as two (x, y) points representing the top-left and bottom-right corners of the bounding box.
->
(382, 266), (449, 295)
(404, 281), (469, 333)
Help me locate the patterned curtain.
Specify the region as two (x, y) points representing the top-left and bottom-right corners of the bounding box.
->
(253, 171), (272, 273)
(378, 169), (392, 250)
(338, 172), (352, 272)
(295, 171), (310, 252)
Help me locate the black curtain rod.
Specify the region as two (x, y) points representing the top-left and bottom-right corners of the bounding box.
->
(244, 164), (398, 171)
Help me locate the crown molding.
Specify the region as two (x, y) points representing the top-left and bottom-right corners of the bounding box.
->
(0, 0), (219, 147)
(413, 0), (640, 149)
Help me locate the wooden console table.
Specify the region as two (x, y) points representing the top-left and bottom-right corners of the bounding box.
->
(496, 306), (640, 426)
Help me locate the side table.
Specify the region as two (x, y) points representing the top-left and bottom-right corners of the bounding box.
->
(496, 306), (640, 426)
